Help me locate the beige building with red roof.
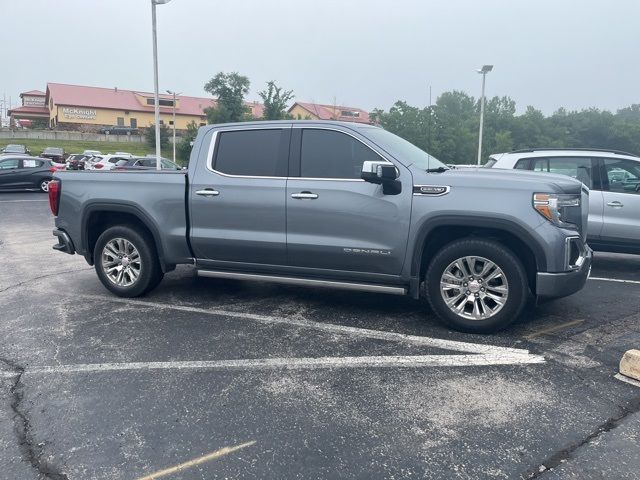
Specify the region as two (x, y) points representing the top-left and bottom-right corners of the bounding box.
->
(11, 83), (264, 132)
(288, 102), (371, 124)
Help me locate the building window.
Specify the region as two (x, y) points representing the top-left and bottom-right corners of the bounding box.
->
(130, 118), (137, 129)
(117, 117), (125, 126)
(169, 120), (174, 125)
(159, 120), (164, 125)
(146, 98), (174, 107)
(199, 123), (206, 127)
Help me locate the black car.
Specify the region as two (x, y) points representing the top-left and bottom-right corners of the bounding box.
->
(1, 144), (30, 155)
(98, 126), (139, 135)
(41, 147), (66, 163)
(0, 156), (55, 192)
(115, 156), (182, 171)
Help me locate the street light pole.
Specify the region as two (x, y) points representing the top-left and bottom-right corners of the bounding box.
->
(167, 90), (182, 164)
(476, 64), (493, 166)
(151, 0), (172, 170)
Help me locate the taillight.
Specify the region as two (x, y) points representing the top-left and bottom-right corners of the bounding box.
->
(49, 167), (56, 173)
(48, 180), (60, 216)
(94, 164), (103, 169)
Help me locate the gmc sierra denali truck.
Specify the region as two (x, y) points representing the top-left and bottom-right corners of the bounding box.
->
(50, 121), (592, 333)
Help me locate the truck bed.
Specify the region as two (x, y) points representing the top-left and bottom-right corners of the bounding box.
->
(54, 170), (192, 269)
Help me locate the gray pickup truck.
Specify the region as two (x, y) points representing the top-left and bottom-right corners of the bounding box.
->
(50, 121), (592, 332)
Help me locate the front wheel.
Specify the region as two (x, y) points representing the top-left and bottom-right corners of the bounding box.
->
(94, 225), (163, 297)
(425, 239), (528, 333)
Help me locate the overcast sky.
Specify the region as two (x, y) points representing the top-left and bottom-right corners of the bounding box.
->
(2, 0), (639, 114)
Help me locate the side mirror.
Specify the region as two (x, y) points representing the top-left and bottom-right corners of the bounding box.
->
(361, 160), (398, 184)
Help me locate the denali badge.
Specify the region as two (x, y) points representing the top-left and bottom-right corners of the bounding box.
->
(413, 185), (451, 196)
(343, 248), (392, 255)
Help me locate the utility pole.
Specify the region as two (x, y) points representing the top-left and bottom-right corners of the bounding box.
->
(476, 65), (493, 166)
(166, 90), (182, 164)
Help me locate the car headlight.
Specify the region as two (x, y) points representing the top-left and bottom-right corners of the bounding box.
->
(533, 193), (581, 229)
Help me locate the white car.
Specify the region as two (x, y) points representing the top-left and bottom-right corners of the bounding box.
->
(487, 148), (640, 255)
(90, 154), (134, 171)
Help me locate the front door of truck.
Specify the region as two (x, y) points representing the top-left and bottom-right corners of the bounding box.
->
(286, 127), (411, 276)
(189, 126), (291, 266)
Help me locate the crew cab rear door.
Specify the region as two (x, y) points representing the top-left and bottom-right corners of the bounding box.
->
(189, 126), (291, 266)
(285, 127), (412, 276)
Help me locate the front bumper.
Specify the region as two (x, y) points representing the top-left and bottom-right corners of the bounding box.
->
(53, 228), (75, 255)
(536, 245), (592, 298)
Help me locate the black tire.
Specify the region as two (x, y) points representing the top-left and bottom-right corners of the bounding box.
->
(425, 238), (528, 333)
(94, 225), (163, 297)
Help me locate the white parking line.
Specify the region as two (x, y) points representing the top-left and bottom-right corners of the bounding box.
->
(76, 293), (536, 357)
(589, 277), (640, 285)
(0, 353), (545, 379)
(0, 199), (49, 203)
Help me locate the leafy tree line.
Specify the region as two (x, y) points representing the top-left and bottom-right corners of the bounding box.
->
(371, 92), (640, 164)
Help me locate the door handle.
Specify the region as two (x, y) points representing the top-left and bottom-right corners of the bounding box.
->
(606, 201), (623, 208)
(291, 192), (318, 199)
(196, 189), (220, 197)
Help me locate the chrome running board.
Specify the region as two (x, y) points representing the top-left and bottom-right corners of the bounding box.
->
(196, 270), (407, 295)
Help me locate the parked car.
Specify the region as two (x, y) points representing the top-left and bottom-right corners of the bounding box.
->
(82, 150), (102, 156)
(487, 148), (640, 254)
(91, 154), (135, 170)
(98, 126), (139, 135)
(67, 154), (90, 170)
(114, 151), (134, 157)
(41, 147), (66, 163)
(115, 156), (182, 171)
(50, 121), (591, 333)
(1, 144), (30, 155)
(0, 156), (55, 192)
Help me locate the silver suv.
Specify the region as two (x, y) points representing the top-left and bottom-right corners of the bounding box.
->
(487, 148), (640, 255)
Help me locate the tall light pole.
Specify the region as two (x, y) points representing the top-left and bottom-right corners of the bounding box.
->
(151, 0), (172, 170)
(166, 90), (182, 164)
(476, 64), (493, 166)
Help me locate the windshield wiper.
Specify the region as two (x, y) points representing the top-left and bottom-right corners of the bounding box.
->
(425, 166), (449, 173)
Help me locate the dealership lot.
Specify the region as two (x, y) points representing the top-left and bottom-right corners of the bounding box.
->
(1, 192), (639, 479)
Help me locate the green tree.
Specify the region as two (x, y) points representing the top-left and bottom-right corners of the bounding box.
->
(145, 123), (170, 150)
(204, 72), (251, 123)
(176, 121), (200, 165)
(259, 81), (294, 120)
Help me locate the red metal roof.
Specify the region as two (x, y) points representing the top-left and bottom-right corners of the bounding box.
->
(8, 105), (49, 116)
(290, 102), (371, 124)
(20, 90), (46, 97)
(45, 83), (264, 118)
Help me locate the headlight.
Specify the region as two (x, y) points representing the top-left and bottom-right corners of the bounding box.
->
(533, 193), (581, 229)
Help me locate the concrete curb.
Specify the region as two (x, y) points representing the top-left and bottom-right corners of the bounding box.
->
(620, 349), (640, 382)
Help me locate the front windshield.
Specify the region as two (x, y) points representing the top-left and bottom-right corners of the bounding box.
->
(359, 127), (447, 170)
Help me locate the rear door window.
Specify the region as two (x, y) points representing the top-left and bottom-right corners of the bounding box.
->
(603, 158), (640, 195)
(22, 159), (42, 168)
(213, 129), (287, 177)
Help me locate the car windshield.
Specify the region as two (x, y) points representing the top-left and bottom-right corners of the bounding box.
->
(4, 145), (24, 152)
(358, 127), (447, 170)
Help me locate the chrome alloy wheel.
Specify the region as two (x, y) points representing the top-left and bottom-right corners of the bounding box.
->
(40, 180), (51, 192)
(439, 256), (509, 320)
(101, 238), (141, 287)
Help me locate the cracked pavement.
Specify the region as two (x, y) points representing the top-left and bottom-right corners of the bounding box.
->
(1, 191), (639, 479)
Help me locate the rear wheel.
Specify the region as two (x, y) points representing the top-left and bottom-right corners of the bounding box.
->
(425, 239), (528, 333)
(39, 179), (52, 192)
(94, 225), (163, 297)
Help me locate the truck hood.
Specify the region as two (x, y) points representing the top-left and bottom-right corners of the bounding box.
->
(412, 166), (585, 195)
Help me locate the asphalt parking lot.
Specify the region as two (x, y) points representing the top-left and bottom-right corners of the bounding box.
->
(1, 191), (639, 480)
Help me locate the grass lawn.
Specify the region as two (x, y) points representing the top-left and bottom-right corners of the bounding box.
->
(0, 138), (155, 157)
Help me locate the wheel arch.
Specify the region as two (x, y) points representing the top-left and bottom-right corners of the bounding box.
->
(81, 203), (169, 272)
(410, 215), (546, 296)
